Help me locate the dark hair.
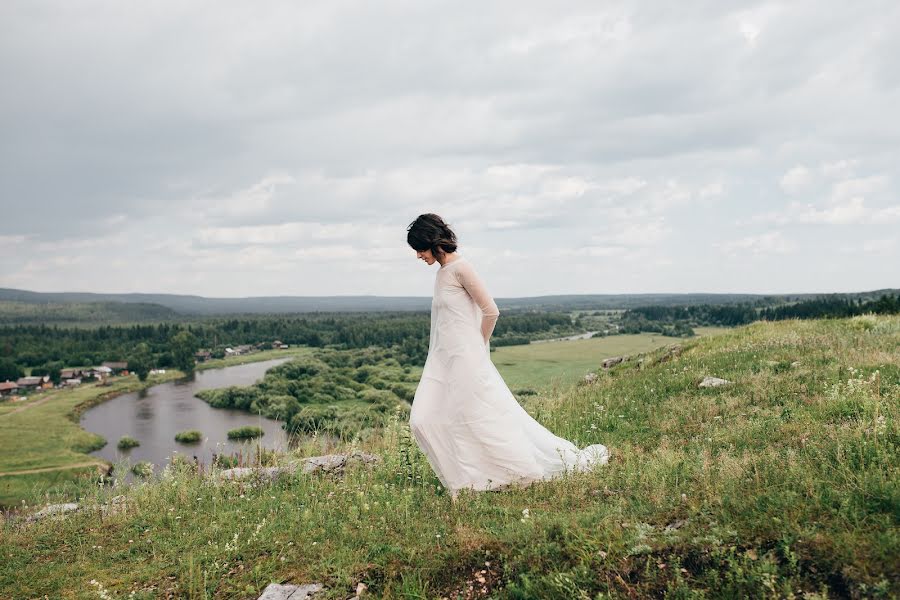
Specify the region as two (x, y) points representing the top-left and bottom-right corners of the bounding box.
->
(406, 213), (458, 258)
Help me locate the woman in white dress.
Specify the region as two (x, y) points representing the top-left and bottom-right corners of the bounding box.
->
(406, 214), (609, 501)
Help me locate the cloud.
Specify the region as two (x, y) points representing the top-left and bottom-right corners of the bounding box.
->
(1, 1), (898, 295)
(716, 232), (796, 256)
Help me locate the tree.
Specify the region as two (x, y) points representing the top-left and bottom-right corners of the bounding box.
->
(129, 343), (153, 382)
(170, 331), (199, 374)
(0, 358), (24, 382)
(32, 361), (63, 385)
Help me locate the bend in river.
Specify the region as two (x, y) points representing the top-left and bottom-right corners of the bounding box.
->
(80, 358), (292, 476)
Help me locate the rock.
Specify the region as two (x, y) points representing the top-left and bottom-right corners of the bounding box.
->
(218, 451), (382, 482)
(258, 583), (324, 600)
(28, 502), (79, 522)
(602, 356), (624, 369)
(582, 372), (598, 384)
(219, 466), (296, 482)
(656, 345), (684, 363)
(300, 451), (381, 475)
(699, 376), (731, 388)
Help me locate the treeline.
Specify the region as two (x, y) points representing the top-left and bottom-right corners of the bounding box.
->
(0, 310), (578, 373)
(620, 293), (900, 334)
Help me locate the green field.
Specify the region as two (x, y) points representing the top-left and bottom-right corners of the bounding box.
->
(490, 329), (726, 391)
(1, 316), (896, 598)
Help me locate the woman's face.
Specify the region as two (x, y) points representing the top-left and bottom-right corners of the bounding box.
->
(416, 248), (437, 266)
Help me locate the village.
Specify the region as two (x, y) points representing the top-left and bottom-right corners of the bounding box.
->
(0, 340), (290, 403)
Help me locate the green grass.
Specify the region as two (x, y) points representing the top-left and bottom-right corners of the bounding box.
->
(1, 316), (896, 598)
(227, 426), (264, 440)
(175, 430), (203, 444)
(117, 436), (140, 450)
(489, 331), (718, 391)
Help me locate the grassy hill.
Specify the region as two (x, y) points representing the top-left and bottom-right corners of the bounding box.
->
(1, 316), (897, 598)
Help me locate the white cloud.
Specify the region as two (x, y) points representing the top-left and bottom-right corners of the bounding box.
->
(717, 232), (796, 256)
(780, 166), (812, 194)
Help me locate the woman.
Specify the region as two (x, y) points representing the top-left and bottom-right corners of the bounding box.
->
(406, 213), (609, 501)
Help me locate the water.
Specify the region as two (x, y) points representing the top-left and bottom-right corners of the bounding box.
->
(80, 358), (292, 477)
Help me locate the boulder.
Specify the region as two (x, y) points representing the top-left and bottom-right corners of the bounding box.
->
(218, 451), (381, 482)
(28, 502), (79, 522)
(258, 583), (324, 600)
(601, 356), (625, 369)
(582, 372), (598, 384)
(219, 466), (295, 482)
(300, 451), (381, 475)
(699, 376), (731, 388)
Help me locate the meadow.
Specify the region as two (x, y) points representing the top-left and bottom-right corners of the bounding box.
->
(1, 316), (896, 598)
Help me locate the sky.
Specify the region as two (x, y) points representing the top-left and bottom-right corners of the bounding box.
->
(1, 1), (898, 298)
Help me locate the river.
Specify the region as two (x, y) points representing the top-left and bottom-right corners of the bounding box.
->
(80, 358), (292, 476)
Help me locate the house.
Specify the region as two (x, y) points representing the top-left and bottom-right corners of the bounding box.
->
(60, 368), (85, 379)
(0, 381), (18, 397)
(64, 378), (82, 387)
(278, 344), (289, 349)
(272, 340), (289, 349)
(16, 376), (44, 389)
(89, 366), (113, 379)
(195, 350), (212, 362)
(102, 361), (129, 373)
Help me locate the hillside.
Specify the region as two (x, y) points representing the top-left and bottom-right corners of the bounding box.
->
(1, 316), (897, 598)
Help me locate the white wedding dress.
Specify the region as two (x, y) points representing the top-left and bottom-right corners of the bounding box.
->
(410, 254), (609, 494)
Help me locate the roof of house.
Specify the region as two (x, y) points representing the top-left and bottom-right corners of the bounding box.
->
(16, 376), (43, 385)
(0, 382), (19, 391)
(102, 361), (129, 369)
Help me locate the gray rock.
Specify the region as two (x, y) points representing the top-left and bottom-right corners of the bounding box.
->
(28, 502), (79, 522)
(699, 376), (731, 388)
(582, 372), (598, 384)
(219, 466), (297, 482)
(258, 583), (324, 600)
(602, 356), (624, 369)
(300, 451), (380, 475)
(218, 451), (381, 482)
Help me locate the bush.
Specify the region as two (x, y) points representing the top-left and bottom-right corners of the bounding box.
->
(117, 436), (140, 449)
(174, 430), (202, 443)
(131, 461), (153, 478)
(227, 426), (264, 440)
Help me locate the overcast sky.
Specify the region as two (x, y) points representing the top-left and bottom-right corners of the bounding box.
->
(1, 1), (898, 298)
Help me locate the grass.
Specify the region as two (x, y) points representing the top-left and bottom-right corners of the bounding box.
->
(488, 331), (724, 391)
(1, 316), (896, 598)
(117, 436), (140, 450)
(175, 430), (203, 444)
(0, 348), (311, 508)
(227, 426), (265, 440)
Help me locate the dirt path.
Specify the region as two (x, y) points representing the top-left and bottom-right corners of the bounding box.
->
(0, 461), (107, 477)
(0, 390), (66, 417)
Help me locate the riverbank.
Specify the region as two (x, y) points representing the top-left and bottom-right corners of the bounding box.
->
(0, 347), (311, 508)
(3, 316), (896, 598)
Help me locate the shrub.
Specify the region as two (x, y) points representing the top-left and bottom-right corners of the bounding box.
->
(174, 430), (202, 443)
(227, 425), (264, 440)
(117, 436), (140, 450)
(131, 461), (153, 478)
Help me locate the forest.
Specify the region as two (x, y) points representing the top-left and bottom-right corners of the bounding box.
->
(618, 292), (900, 335)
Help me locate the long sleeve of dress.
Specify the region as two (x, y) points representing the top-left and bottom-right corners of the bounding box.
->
(454, 261), (500, 344)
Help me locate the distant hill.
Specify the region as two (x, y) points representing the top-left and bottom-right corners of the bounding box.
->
(0, 287), (897, 324)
